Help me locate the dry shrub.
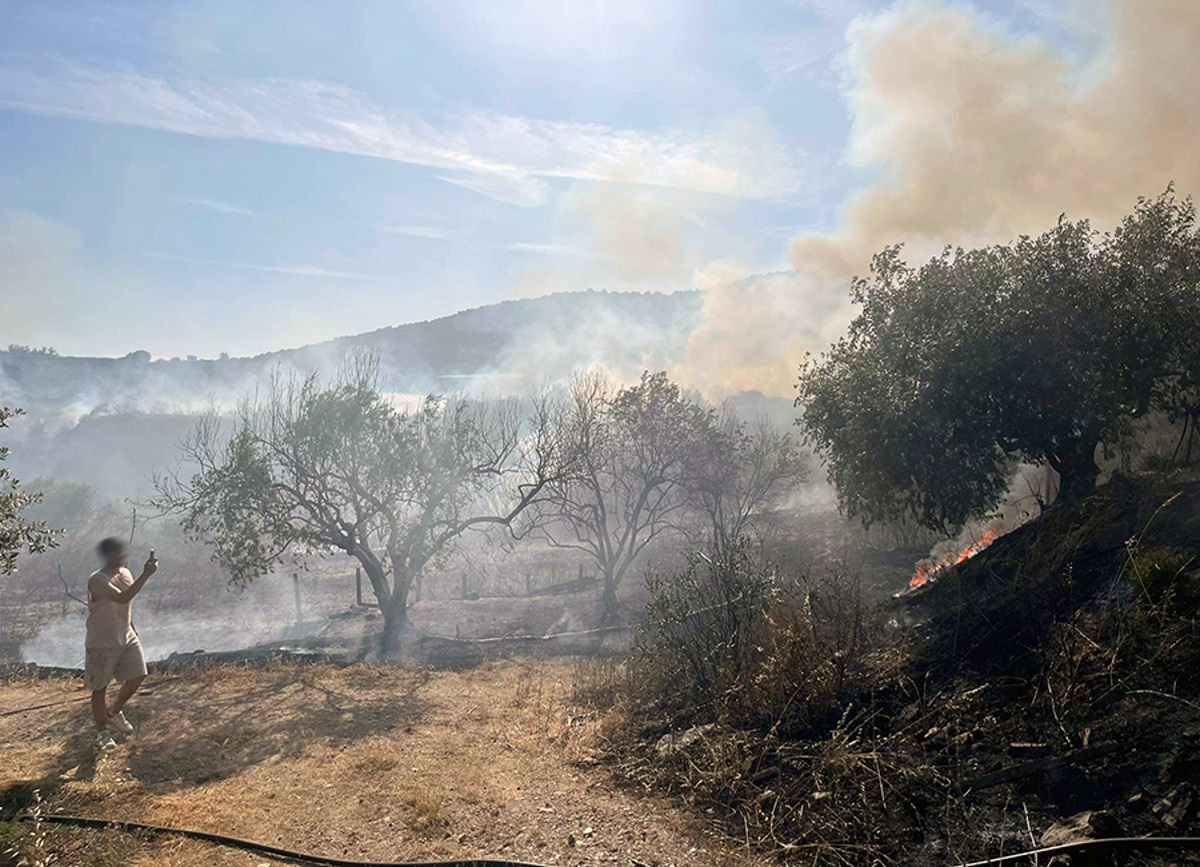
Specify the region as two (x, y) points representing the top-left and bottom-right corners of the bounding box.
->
(632, 541), (893, 736)
(760, 709), (951, 865)
(1041, 540), (1200, 748)
(569, 657), (628, 711)
(616, 701), (953, 865)
(400, 785), (448, 837)
(736, 575), (894, 737)
(634, 542), (776, 722)
(617, 543), (946, 862)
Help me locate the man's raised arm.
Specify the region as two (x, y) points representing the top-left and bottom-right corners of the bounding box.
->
(89, 556), (159, 604)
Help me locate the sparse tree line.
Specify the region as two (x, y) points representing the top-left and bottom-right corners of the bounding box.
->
(3, 344), (59, 356)
(141, 359), (806, 652)
(0, 370), (808, 656)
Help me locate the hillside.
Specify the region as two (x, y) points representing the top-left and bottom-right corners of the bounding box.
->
(1, 289), (706, 496)
(605, 474), (1200, 865)
(0, 290), (703, 425)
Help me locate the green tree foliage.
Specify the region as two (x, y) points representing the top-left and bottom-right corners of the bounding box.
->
(798, 190), (1200, 531)
(0, 408), (57, 574)
(152, 356), (564, 653)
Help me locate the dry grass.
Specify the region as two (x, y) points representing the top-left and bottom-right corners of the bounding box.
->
(0, 658), (767, 867)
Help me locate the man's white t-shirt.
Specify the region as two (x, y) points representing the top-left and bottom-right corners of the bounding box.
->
(86, 568), (138, 648)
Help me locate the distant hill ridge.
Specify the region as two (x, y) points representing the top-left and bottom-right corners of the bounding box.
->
(0, 290), (704, 421)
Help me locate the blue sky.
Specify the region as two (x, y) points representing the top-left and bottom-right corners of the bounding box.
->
(0, 0), (1086, 358)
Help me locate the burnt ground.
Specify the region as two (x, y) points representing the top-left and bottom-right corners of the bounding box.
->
(0, 659), (767, 867)
(600, 476), (1200, 865)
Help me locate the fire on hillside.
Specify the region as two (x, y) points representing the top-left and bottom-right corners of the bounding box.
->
(908, 527), (999, 589)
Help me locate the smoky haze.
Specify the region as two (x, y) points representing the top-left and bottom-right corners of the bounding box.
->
(7, 0), (1198, 672)
(0, 290), (705, 497)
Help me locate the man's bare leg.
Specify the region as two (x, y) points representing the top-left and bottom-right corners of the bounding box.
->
(91, 688), (109, 731)
(107, 675), (145, 717)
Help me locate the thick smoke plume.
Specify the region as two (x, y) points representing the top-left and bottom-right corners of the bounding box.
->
(683, 0), (1200, 396)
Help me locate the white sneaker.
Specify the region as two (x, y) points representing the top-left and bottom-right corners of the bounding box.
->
(96, 731), (117, 750)
(107, 710), (134, 735)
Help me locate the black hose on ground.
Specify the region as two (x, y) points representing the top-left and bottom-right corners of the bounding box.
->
(0, 676), (185, 718)
(953, 835), (1200, 866)
(0, 696), (88, 717)
(17, 811), (1200, 866)
(23, 814), (554, 867)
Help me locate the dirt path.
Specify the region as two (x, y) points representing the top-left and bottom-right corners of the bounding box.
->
(1, 660), (764, 867)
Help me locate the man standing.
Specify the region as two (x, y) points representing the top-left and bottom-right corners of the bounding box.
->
(85, 537), (157, 750)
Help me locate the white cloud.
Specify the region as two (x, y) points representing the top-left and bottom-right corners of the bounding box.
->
(434, 171), (549, 208)
(142, 251), (371, 279)
(761, 31), (842, 81)
(0, 62), (803, 207)
(374, 224), (453, 241)
(494, 242), (579, 255)
(179, 197), (253, 215)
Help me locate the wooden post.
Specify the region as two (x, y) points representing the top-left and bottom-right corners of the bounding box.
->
(578, 562), (584, 581)
(461, 572), (468, 599)
(355, 567), (363, 606)
(292, 573), (302, 623)
(525, 573), (532, 595)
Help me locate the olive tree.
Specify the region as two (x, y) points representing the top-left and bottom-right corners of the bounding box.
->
(799, 190), (1200, 531)
(526, 370), (715, 624)
(684, 410), (808, 552)
(152, 357), (565, 653)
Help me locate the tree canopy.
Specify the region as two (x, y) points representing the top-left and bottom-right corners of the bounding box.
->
(685, 410), (808, 552)
(526, 370), (717, 622)
(798, 190), (1200, 531)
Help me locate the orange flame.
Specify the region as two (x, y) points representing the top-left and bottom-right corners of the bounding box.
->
(908, 528), (999, 589)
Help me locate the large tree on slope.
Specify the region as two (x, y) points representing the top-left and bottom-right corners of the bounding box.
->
(798, 190), (1200, 532)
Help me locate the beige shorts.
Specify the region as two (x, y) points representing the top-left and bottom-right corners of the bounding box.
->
(84, 639), (148, 691)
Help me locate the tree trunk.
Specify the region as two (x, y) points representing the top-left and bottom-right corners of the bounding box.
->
(380, 593), (408, 655)
(379, 563), (414, 655)
(599, 573), (619, 626)
(1051, 441), (1099, 500)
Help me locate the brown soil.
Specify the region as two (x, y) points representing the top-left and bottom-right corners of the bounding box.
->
(1, 659), (766, 867)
